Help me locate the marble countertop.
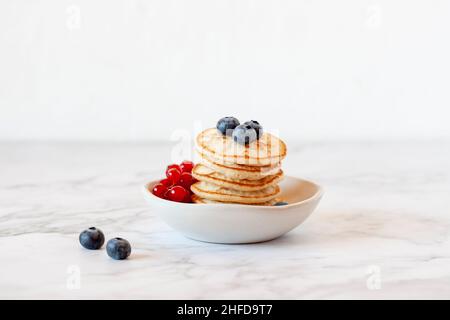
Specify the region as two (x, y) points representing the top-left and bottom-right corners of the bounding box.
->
(1, 141), (449, 299)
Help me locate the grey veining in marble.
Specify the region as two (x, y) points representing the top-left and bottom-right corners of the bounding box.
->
(1, 141), (449, 299)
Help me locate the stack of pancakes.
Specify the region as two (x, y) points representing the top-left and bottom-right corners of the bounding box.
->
(191, 128), (287, 205)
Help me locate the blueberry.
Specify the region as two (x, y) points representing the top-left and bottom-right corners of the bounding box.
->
(106, 237), (131, 260)
(79, 227), (105, 250)
(274, 201), (288, 206)
(216, 117), (240, 136)
(232, 124), (257, 145)
(243, 120), (263, 139)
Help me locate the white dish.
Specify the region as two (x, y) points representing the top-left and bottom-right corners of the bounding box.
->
(142, 176), (323, 244)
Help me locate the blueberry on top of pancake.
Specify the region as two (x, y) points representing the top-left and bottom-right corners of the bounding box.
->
(217, 117), (240, 136)
(233, 123), (258, 145)
(243, 120), (263, 139)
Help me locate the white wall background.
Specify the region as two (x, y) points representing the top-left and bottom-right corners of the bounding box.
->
(1, 0), (450, 142)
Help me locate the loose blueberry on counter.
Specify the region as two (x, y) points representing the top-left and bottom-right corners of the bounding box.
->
(243, 120), (263, 139)
(106, 237), (131, 260)
(232, 124), (257, 145)
(217, 117), (240, 136)
(79, 227), (105, 250)
(274, 201), (288, 206)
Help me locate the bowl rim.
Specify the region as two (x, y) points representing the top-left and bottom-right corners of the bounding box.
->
(143, 175), (324, 210)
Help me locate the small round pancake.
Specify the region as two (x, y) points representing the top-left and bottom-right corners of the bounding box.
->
(191, 194), (279, 206)
(192, 164), (283, 192)
(196, 128), (287, 166)
(199, 151), (282, 180)
(191, 181), (281, 204)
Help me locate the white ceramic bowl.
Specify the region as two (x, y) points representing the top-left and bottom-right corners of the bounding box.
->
(143, 176), (323, 244)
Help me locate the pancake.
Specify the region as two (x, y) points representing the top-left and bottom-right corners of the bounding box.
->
(191, 181), (281, 204)
(192, 164), (283, 192)
(196, 128), (287, 166)
(191, 194), (279, 206)
(199, 151), (282, 180)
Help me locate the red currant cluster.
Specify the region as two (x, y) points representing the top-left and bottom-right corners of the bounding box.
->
(152, 160), (196, 203)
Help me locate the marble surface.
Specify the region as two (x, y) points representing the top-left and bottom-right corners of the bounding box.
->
(1, 141), (449, 299)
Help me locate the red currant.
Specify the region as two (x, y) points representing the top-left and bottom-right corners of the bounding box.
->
(152, 183), (167, 198)
(159, 178), (172, 188)
(166, 164), (181, 175)
(183, 192), (192, 203)
(180, 161), (194, 173)
(179, 172), (194, 189)
(166, 168), (181, 184)
(166, 186), (188, 202)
